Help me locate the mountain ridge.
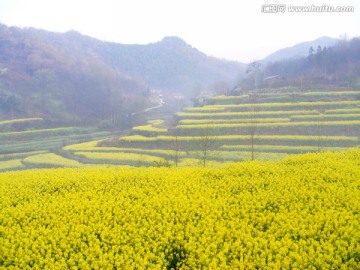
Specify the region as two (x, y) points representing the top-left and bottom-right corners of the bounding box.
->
(262, 36), (339, 63)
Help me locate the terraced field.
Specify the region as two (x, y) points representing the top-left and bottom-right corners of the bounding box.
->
(1, 87), (359, 169)
(0, 119), (117, 171)
(106, 87), (359, 166)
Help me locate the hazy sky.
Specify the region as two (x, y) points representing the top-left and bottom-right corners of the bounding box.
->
(0, 0), (359, 62)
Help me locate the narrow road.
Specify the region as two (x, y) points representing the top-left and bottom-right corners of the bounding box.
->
(130, 100), (165, 116)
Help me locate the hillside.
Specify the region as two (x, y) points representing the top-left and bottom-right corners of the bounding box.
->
(0, 24), (245, 122)
(0, 24), (148, 123)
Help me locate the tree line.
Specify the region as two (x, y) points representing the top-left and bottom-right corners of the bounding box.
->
(240, 37), (360, 91)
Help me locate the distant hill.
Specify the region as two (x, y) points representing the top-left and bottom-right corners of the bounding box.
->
(0, 24), (245, 123)
(262, 36), (339, 63)
(97, 36), (245, 93)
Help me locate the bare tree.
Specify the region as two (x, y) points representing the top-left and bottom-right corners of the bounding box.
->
(246, 61), (261, 90)
(247, 99), (259, 161)
(168, 127), (182, 167)
(194, 125), (219, 167)
(315, 109), (325, 152)
(33, 69), (56, 112)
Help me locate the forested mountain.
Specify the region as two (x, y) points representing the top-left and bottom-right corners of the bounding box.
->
(240, 37), (360, 90)
(0, 24), (245, 122)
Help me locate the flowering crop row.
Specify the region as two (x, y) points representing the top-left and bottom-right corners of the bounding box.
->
(301, 90), (360, 97)
(209, 94), (249, 100)
(132, 120), (168, 136)
(177, 120), (360, 130)
(119, 134), (358, 147)
(184, 100), (360, 112)
(62, 140), (102, 151)
(207, 91), (360, 105)
(0, 127), (88, 141)
(176, 110), (319, 119)
(326, 108), (360, 114)
(220, 144), (345, 154)
(175, 120), (360, 137)
(291, 113), (360, 121)
(79, 147), (186, 160)
(23, 153), (83, 168)
(0, 150), (47, 161)
(215, 151), (288, 162)
(147, 119), (165, 125)
(73, 151), (167, 166)
(179, 118), (291, 125)
(0, 159), (24, 171)
(0, 118), (43, 126)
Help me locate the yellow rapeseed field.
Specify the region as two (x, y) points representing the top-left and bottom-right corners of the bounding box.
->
(0, 149), (359, 269)
(23, 153), (83, 168)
